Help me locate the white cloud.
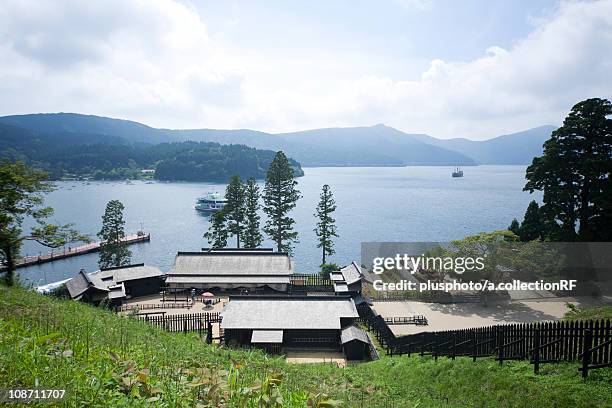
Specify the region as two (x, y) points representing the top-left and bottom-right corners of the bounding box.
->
(0, 0), (611, 139)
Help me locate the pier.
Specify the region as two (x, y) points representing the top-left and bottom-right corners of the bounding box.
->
(1, 232), (151, 270)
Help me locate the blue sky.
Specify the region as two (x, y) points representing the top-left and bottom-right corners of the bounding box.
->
(0, 0), (610, 139)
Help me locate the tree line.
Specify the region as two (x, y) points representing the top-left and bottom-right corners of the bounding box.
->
(509, 98), (612, 242)
(203, 151), (339, 272)
(0, 125), (304, 182)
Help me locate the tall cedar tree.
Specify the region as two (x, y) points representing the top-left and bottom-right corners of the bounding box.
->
(519, 200), (544, 241)
(314, 184), (338, 265)
(243, 178), (262, 248)
(0, 161), (87, 286)
(263, 151), (301, 254)
(204, 211), (229, 248)
(525, 98), (612, 241)
(98, 200), (132, 269)
(224, 175), (246, 248)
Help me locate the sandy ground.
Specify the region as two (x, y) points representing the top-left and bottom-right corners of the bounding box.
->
(285, 350), (346, 367)
(121, 294), (227, 316)
(373, 296), (611, 336)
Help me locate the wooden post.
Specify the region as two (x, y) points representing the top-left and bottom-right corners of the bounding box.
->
(206, 321), (212, 344)
(498, 327), (504, 366)
(472, 331), (477, 362)
(451, 333), (456, 361)
(581, 328), (592, 379)
(183, 319), (187, 335)
(434, 333), (438, 361)
(533, 327), (540, 374)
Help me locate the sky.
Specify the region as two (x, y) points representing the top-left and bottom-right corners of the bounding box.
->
(0, 0), (611, 139)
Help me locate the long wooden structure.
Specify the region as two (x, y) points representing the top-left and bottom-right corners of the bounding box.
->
(1, 232), (150, 270)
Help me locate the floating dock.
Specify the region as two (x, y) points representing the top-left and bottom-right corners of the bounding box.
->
(2, 232), (150, 270)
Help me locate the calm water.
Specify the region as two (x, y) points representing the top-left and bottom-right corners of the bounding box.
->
(18, 166), (541, 286)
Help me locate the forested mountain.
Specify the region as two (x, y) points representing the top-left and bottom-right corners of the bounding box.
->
(0, 113), (557, 167)
(0, 123), (303, 181)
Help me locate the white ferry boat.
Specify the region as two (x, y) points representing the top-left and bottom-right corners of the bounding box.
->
(195, 192), (227, 212)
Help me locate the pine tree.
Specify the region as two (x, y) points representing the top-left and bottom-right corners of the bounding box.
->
(98, 200), (131, 269)
(519, 200), (544, 241)
(243, 178), (262, 248)
(314, 184), (338, 266)
(525, 98), (612, 241)
(263, 151), (301, 254)
(224, 175), (245, 248)
(203, 211), (228, 248)
(508, 218), (521, 237)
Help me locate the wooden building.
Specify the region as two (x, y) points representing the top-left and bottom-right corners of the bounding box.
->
(165, 250), (293, 294)
(66, 263), (164, 304)
(331, 262), (364, 294)
(220, 295), (372, 360)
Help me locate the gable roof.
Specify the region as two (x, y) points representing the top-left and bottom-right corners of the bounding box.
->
(220, 296), (358, 330)
(94, 264), (164, 285)
(341, 325), (370, 344)
(66, 264), (162, 300)
(66, 270), (109, 299)
(168, 251), (292, 278)
(340, 262), (362, 285)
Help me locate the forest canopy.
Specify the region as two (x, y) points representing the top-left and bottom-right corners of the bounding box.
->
(0, 124), (303, 181)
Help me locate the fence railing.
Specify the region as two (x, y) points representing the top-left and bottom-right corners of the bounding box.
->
(135, 312), (221, 334)
(290, 274), (332, 286)
(391, 319), (612, 378)
(116, 302), (192, 312)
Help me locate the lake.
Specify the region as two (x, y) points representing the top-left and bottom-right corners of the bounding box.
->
(18, 166), (541, 286)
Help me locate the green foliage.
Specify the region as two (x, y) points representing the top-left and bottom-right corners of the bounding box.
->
(2, 285), (611, 407)
(313, 185), (338, 265)
(524, 98), (612, 241)
(508, 218), (521, 236)
(319, 263), (339, 280)
(203, 211), (229, 249)
(224, 175), (246, 248)
(46, 283), (71, 300)
(564, 304), (612, 321)
(243, 178), (263, 249)
(0, 124), (305, 182)
(446, 230), (518, 281)
(519, 200), (544, 241)
(98, 200), (132, 269)
(0, 161), (87, 285)
(263, 152), (301, 254)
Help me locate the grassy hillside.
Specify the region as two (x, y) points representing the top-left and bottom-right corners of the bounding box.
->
(1, 285), (610, 407)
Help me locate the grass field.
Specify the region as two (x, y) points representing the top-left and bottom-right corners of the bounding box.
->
(1, 285), (610, 407)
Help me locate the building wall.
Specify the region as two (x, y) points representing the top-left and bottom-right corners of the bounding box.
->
(124, 277), (163, 298)
(343, 341), (369, 361)
(224, 328), (341, 350)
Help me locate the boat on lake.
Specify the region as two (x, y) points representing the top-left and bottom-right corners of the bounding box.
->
(452, 167), (464, 178)
(195, 192), (227, 212)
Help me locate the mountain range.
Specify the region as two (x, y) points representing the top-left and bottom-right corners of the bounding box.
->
(0, 113), (556, 167)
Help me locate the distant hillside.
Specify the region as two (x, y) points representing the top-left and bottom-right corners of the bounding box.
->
(0, 121), (303, 181)
(0, 113), (557, 166)
(413, 125), (557, 165)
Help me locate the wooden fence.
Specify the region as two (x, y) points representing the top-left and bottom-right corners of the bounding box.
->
(289, 274), (334, 293)
(390, 319), (612, 378)
(135, 312), (221, 334)
(117, 302), (192, 312)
